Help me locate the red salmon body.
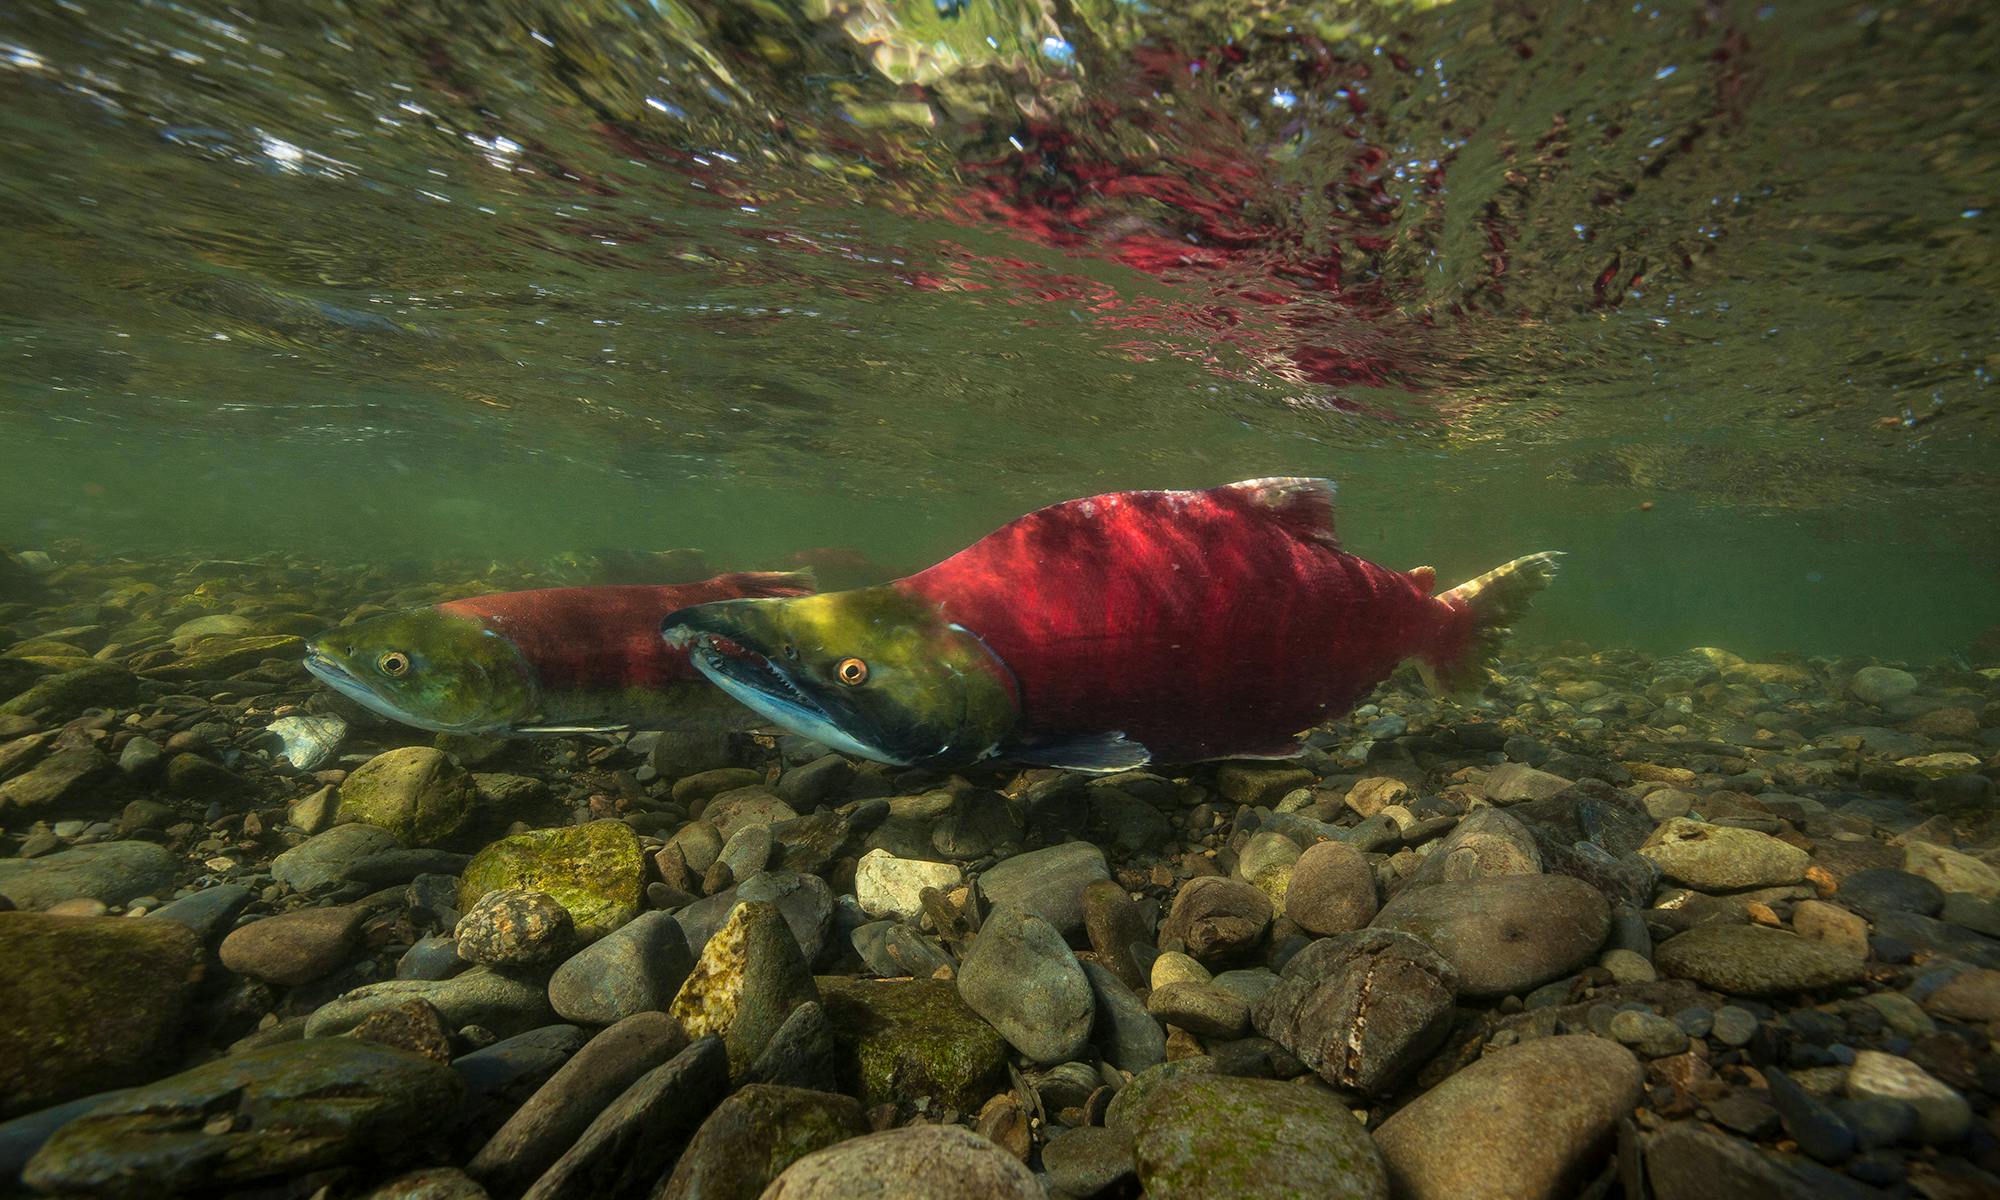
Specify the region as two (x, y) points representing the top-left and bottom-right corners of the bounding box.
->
(894, 479), (1481, 761)
(442, 571), (812, 693)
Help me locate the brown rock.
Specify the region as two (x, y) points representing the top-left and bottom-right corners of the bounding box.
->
(1284, 841), (1378, 936)
(350, 998), (455, 1062)
(1373, 1035), (1643, 1200)
(1157, 876), (1272, 962)
(1791, 900), (1869, 961)
(219, 905), (366, 986)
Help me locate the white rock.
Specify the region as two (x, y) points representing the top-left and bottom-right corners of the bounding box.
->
(853, 848), (962, 920)
(1846, 1050), (1971, 1143)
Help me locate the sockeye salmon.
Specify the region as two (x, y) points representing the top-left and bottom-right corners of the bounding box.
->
(304, 571), (813, 735)
(660, 478), (1559, 770)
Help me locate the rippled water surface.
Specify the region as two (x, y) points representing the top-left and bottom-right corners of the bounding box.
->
(3, 0), (1997, 656)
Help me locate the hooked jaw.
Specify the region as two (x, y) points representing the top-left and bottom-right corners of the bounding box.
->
(663, 608), (908, 765)
(302, 641), (444, 730)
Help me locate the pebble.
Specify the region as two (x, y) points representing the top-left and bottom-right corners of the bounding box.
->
(1131, 1074), (1388, 1200)
(852, 848), (961, 920)
(975, 841), (1109, 937)
(455, 889), (575, 966)
(1645, 1121), (1876, 1200)
(148, 883), (254, 945)
(1081, 878), (1154, 990)
(1849, 665), (1917, 706)
(547, 910), (693, 1025)
(1146, 980), (1250, 1039)
(1844, 1050), (1972, 1143)
(219, 905), (366, 986)
(956, 904), (1094, 1064)
(1654, 925), (1865, 996)
(1373, 1036), (1643, 1200)
(1371, 873), (1610, 998)
(1283, 840), (1378, 935)
(1901, 841), (2000, 898)
(1398, 807), (1542, 890)
(1592, 948), (1656, 984)
(1607, 1009), (1689, 1057)
(761, 1124), (1039, 1199)
(1921, 967), (2000, 1023)
(1790, 899), (1870, 960)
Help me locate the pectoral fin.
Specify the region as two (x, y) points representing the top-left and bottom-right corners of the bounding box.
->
(1012, 732), (1151, 773)
(512, 722), (631, 735)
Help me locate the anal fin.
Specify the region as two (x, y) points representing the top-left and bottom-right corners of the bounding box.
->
(1012, 731), (1150, 774)
(512, 723), (631, 735)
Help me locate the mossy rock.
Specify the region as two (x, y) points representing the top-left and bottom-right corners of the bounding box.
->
(457, 820), (643, 938)
(659, 1083), (866, 1199)
(0, 913), (205, 1119)
(816, 976), (1007, 1112)
(24, 1037), (463, 1196)
(1131, 1075), (1389, 1200)
(338, 747), (476, 846)
(0, 663), (137, 720)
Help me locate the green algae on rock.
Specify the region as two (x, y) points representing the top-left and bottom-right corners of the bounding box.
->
(0, 663), (136, 721)
(0, 913), (204, 1120)
(1131, 1074), (1389, 1200)
(338, 746), (477, 846)
(667, 900), (819, 1076)
(657, 1083), (867, 1200)
(815, 976), (1009, 1112)
(23, 1038), (463, 1198)
(457, 818), (643, 937)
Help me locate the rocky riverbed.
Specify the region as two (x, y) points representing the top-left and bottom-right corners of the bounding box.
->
(1, 546), (1998, 1199)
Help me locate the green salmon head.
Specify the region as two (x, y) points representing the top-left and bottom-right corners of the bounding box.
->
(304, 608), (536, 734)
(661, 586), (1018, 768)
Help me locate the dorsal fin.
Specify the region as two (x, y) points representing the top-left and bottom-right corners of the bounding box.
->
(1222, 477), (1339, 547)
(1409, 565), (1437, 592)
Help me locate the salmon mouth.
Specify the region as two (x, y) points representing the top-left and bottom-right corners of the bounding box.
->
(685, 633), (832, 722)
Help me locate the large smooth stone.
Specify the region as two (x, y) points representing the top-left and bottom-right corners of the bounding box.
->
(273, 823), (403, 893)
(548, 910), (693, 1025)
(0, 913), (204, 1119)
(976, 841), (1109, 937)
(1645, 1122), (1877, 1200)
(23, 1039), (462, 1197)
(815, 977), (1008, 1112)
(0, 841), (177, 911)
(1396, 808), (1542, 891)
(759, 1124), (1039, 1199)
(1130, 1074), (1388, 1200)
(1371, 874), (1609, 998)
(956, 904), (1094, 1064)
(1639, 819), (1809, 890)
(674, 870), (834, 963)
(1372, 1035), (1643, 1200)
(305, 967), (554, 1038)
(458, 820), (644, 938)
(467, 1012), (686, 1197)
(219, 905), (367, 986)
(0, 747), (122, 818)
(520, 1036), (729, 1200)
(658, 1084), (867, 1200)
(1653, 925), (1865, 996)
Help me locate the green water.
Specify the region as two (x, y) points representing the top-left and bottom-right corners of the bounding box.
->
(3, 0), (1997, 659)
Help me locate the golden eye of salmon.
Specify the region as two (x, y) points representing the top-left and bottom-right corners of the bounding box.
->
(377, 651), (411, 677)
(836, 657), (868, 686)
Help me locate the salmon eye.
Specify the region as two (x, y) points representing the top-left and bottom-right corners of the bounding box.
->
(377, 651), (411, 677)
(835, 657), (868, 686)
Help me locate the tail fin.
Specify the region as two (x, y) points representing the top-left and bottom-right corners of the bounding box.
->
(1421, 552), (1563, 692)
